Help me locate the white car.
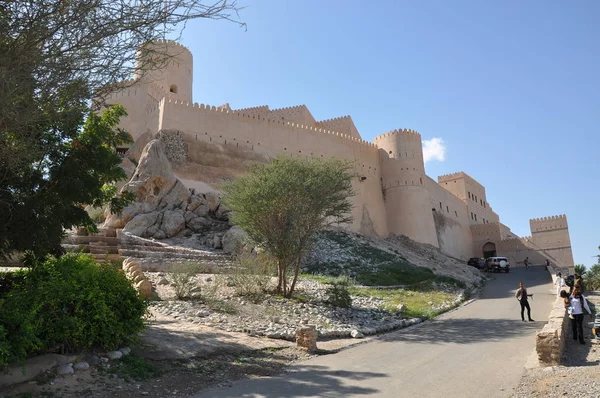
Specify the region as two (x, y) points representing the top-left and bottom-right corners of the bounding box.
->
(486, 257), (510, 273)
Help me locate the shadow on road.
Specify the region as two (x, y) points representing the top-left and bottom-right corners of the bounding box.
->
(193, 365), (387, 397)
(476, 266), (553, 300)
(381, 318), (543, 345)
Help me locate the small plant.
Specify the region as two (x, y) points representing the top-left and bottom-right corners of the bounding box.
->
(227, 252), (275, 296)
(325, 275), (353, 308)
(108, 354), (161, 381)
(86, 205), (108, 224)
(166, 263), (206, 300)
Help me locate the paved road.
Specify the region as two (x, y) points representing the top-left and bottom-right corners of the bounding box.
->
(192, 266), (555, 398)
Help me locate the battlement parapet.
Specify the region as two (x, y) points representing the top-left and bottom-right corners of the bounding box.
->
(270, 104), (309, 113)
(438, 172), (466, 182)
(530, 214), (567, 223)
(529, 214), (569, 232)
(160, 99), (379, 149)
(142, 39), (193, 56)
(373, 129), (422, 141)
(317, 115), (352, 124)
(235, 105), (270, 113)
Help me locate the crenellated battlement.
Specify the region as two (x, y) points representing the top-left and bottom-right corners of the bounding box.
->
(374, 128), (422, 141)
(145, 39), (193, 56)
(270, 104), (310, 113)
(235, 105), (270, 113)
(317, 115), (352, 124)
(161, 98), (379, 148)
(438, 172), (466, 182)
(530, 214), (567, 223)
(529, 214), (569, 233)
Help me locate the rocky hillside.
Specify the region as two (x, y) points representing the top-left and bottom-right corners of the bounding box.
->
(305, 228), (484, 288)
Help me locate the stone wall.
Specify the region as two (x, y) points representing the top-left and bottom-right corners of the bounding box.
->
(536, 264), (569, 365)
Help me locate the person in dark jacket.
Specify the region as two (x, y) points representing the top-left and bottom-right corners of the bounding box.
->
(516, 282), (534, 322)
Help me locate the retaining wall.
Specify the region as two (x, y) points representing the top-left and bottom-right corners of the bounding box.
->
(536, 264), (569, 365)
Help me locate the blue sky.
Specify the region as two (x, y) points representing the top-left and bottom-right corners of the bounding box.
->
(175, 0), (599, 267)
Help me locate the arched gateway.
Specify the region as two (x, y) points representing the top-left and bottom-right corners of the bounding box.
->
(483, 242), (497, 258)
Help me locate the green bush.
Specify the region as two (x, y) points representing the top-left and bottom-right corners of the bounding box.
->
(0, 253), (148, 367)
(325, 275), (353, 308)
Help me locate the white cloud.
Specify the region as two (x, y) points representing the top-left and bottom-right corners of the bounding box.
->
(422, 138), (446, 163)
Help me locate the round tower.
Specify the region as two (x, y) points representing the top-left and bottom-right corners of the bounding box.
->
(134, 40), (193, 103)
(374, 129), (439, 247)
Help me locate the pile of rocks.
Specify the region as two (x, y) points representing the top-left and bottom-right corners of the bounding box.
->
(145, 276), (464, 341)
(55, 347), (132, 376)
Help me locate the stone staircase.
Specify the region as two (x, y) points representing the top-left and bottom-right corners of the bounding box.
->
(63, 228), (235, 270)
(62, 227), (121, 262)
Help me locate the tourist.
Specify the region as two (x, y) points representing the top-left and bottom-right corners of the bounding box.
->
(516, 282), (534, 322)
(568, 287), (593, 344)
(555, 272), (566, 296)
(545, 259), (550, 270)
(523, 257), (530, 270)
(574, 274), (585, 293)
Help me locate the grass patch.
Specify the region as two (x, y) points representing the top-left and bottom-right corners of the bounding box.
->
(108, 354), (161, 382)
(349, 286), (459, 319)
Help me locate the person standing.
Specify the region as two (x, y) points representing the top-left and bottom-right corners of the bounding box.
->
(555, 272), (566, 296)
(545, 259), (550, 270)
(516, 282), (534, 322)
(568, 287), (593, 344)
(523, 257), (530, 270)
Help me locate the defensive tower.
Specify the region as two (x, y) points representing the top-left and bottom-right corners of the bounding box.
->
(135, 40), (194, 103)
(375, 129), (438, 247)
(529, 215), (574, 266)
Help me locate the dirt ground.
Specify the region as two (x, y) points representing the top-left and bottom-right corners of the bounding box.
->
(1, 310), (368, 398)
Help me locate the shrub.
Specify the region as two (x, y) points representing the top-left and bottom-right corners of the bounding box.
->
(226, 252), (276, 296)
(166, 263), (206, 300)
(325, 275), (353, 308)
(0, 253), (148, 366)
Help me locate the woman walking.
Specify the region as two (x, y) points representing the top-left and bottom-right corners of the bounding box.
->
(516, 282), (534, 322)
(568, 287), (593, 344)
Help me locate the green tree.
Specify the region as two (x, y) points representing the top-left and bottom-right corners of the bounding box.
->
(223, 156), (356, 298)
(0, 105), (134, 258)
(1, 1), (243, 258)
(575, 264), (587, 277)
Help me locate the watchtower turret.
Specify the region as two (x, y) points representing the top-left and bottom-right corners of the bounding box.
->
(374, 129), (438, 247)
(135, 39), (193, 103)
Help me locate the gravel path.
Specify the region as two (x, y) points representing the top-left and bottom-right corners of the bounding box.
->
(511, 292), (600, 398)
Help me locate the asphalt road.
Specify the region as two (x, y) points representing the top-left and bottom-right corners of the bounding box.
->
(192, 266), (555, 398)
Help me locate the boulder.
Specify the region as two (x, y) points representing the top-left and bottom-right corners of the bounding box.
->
(205, 191), (221, 212)
(188, 217), (211, 232)
(222, 226), (247, 254)
(215, 203), (231, 221)
(122, 212), (159, 237)
(159, 210), (185, 237)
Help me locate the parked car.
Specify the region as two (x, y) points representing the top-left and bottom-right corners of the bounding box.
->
(467, 258), (485, 269)
(486, 256), (510, 273)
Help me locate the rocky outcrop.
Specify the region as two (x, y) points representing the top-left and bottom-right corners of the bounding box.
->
(104, 139), (240, 249)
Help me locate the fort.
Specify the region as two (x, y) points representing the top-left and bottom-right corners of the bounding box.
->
(106, 40), (574, 267)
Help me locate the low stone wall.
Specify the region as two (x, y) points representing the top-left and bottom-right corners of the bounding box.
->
(536, 297), (569, 365)
(536, 265), (569, 365)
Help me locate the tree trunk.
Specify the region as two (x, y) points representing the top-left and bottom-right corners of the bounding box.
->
(276, 260), (283, 293)
(287, 258), (301, 298)
(282, 266), (288, 297)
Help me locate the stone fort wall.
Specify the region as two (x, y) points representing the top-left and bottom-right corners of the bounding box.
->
(103, 40), (575, 265)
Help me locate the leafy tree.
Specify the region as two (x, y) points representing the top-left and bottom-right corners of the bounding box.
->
(0, 105), (134, 258)
(223, 156), (356, 298)
(1, 1), (243, 258)
(574, 264), (587, 277)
